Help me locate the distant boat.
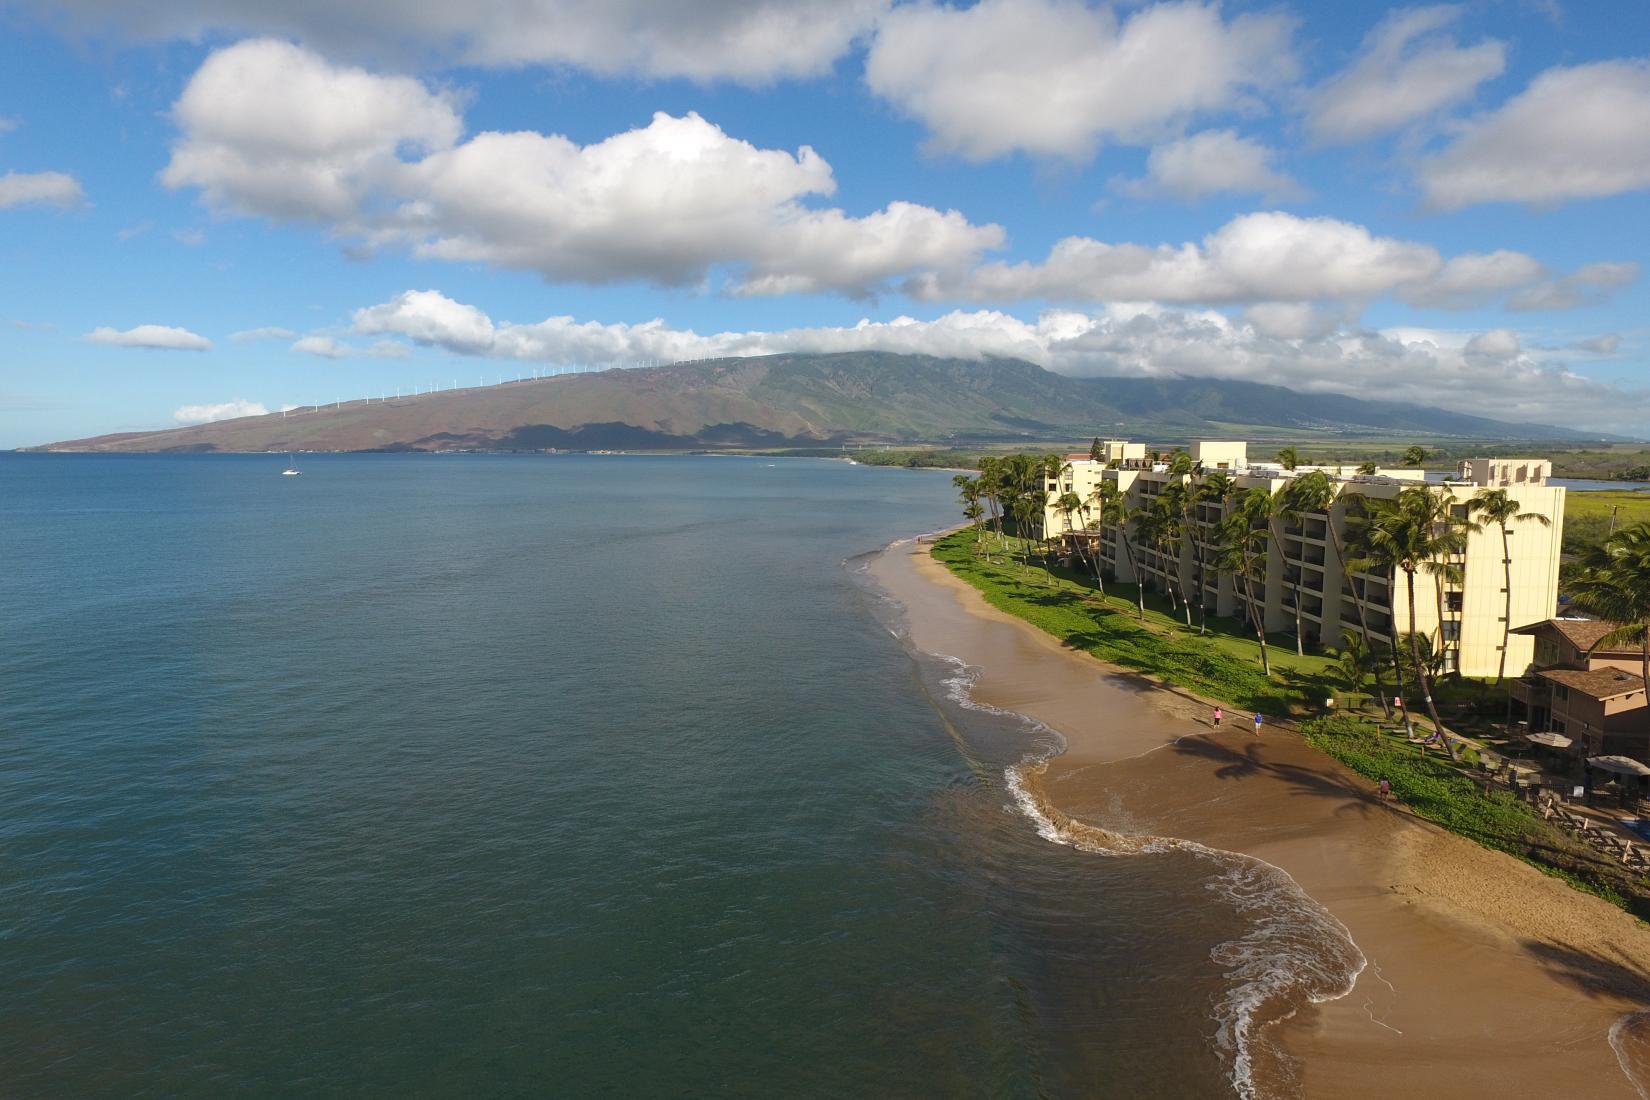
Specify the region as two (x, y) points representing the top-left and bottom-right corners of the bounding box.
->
(281, 454), (302, 476)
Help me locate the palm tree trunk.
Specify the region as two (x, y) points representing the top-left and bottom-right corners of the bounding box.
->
(1269, 523), (1305, 657)
(1190, 526), (1210, 635)
(1330, 529), (1392, 718)
(1244, 571), (1271, 676)
(1092, 530), (1107, 598)
(1120, 536), (1145, 619)
(1407, 567), (1460, 761)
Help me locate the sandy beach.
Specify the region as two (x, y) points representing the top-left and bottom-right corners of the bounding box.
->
(870, 535), (1650, 1099)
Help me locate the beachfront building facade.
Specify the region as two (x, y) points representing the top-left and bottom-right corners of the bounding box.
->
(1046, 440), (1566, 678)
(1508, 618), (1648, 755)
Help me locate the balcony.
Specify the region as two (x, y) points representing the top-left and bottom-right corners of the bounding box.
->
(1509, 677), (1548, 708)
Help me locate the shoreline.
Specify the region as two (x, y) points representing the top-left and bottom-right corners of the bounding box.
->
(869, 533), (1650, 1099)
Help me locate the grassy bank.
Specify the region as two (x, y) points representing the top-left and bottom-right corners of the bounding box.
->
(930, 528), (1344, 717)
(1301, 717), (1650, 919)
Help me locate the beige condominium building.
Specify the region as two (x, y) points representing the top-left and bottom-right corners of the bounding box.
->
(1046, 442), (1564, 678)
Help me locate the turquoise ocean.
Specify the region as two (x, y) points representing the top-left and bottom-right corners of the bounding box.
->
(3, 453), (1273, 1098)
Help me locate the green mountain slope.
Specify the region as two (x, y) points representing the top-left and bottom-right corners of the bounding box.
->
(35, 352), (1621, 452)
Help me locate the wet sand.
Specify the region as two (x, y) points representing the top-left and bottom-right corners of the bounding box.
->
(870, 536), (1650, 1099)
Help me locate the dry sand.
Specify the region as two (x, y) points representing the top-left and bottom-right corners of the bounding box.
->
(870, 536), (1650, 1099)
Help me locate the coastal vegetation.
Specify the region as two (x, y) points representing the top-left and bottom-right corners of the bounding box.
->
(1299, 717), (1648, 918)
(930, 527), (1342, 716)
(930, 525), (1650, 919)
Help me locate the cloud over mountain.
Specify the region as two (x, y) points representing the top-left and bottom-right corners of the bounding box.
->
(347, 289), (1650, 432)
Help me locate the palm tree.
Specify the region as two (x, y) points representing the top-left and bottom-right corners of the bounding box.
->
(1402, 445), (1426, 467)
(1193, 470), (1235, 635)
(1335, 628), (1372, 705)
(977, 457), (1005, 551)
(1246, 483), (1306, 656)
(1136, 503), (1171, 610)
(1296, 474), (1394, 719)
(1362, 487), (1478, 760)
(1214, 495), (1273, 675)
(1356, 461), (1378, 475)
(1344, 502), (1414, 734)
(1569, 521), (1650, 718)
(953, 474), (985, 551)
(1469, 488), (1551, 687)
(1056, 488), (1091, 579)
(1156, 482), (1195, 626)
(1276, 446), (1300, 471)
(1097, 482), (1145, 618)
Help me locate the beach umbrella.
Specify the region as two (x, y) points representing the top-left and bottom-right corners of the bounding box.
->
(1587, 756), (1650, 777)
(1527, 732), (1573, 749)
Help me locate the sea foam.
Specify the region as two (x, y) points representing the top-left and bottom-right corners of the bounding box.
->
(934, 649), (1366, 1100)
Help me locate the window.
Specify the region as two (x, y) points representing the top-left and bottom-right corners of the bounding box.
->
(1440, 621), (1461, 642)
(1445, 591), (1463, 613)
(1553, 720), (1566, 734)
(1554, 685), (1569, 701)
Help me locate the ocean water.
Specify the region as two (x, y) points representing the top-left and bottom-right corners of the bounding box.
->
(4, 453), (1270, 1098)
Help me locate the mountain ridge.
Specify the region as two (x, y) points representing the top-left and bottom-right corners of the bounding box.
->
(33, 352), (1623, 452)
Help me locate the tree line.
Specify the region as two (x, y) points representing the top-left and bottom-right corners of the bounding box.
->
(951, 448), (1649, 758)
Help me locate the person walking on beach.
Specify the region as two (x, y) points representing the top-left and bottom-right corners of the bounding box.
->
(1252, 712), (1263, 737)
(1213, 707), (1223, 729)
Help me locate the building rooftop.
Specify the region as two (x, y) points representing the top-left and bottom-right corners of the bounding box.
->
(1513, 617), (1637, 654)
(1537, 667), (1647, 702)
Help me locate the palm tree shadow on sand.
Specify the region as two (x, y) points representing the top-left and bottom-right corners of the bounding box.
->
(1169, 735), (1377, 820)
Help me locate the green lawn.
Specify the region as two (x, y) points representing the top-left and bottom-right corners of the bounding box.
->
(931, 529), (1346, 717)
(1566, 488), (1650, 525)
(1563, 489), (1650, 557)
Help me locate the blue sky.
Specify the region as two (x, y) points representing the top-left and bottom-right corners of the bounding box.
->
(3, 0), (1648, 447)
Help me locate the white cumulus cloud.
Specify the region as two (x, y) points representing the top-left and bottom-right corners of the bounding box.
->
(230, 326), (298, 342)
(1506, 261), (1640, 311)
(916, 211), (1433, 304)
(1307, 5), (1505, 144)
(1419, 58), (1650, 208)
(909, 211), (1628, 312)
(162, 38), (462, 222)
(292, 333), (410, 359)
(865, 0), (1294, 161)
(0, 170), (85, 209)
(1118, 130), (1301, 201)
(174, 398), (268, 423)
(161, 40), (1001, 296)
(84, 324), (212, 351)
(22, 0), (886, 84)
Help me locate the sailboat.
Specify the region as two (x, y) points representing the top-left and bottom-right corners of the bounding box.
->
(281, 453), (302, 476)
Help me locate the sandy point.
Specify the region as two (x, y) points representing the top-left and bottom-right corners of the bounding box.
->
(869, 534), (1650, 1099)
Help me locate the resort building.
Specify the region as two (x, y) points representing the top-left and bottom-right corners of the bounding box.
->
(1046, 440), (1566, 678)
(1509, 618), (1648, 756)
